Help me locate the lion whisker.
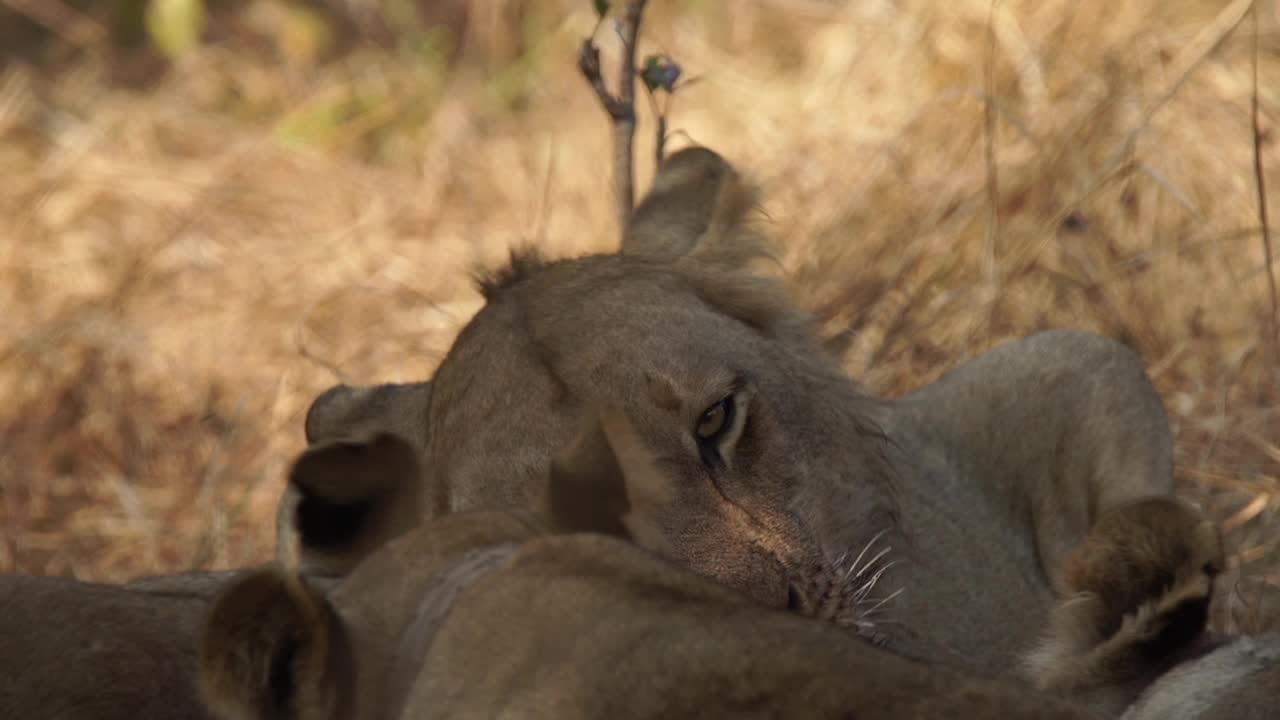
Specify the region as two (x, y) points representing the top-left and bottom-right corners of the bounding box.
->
(854, 616), (907, 629)
(852, 546), (892, 580)
(832, 550), (850, 569)
(850, 560), (898, 601)
(843, 528), (889, 578)
(844, 545), (891, 583)
(866, 559), (897, 588)
(858, 587), (905, 617)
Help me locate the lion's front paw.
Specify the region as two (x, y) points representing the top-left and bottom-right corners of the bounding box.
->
(1024, 497), (1223, 692)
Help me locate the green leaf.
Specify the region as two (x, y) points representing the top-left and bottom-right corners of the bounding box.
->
(594, 0), (610, 18)
(145, 0), (205, 59)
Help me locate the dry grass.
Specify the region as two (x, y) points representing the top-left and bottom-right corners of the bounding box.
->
(1, 0), (1277, 631)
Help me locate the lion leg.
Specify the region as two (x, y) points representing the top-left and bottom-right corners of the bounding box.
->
(902, 329), (1176, 585)
(899, 330), (1222, 710)
(901, 329), (1224, 710)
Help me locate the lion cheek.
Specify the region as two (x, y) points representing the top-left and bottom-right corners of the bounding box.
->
(677, 538), (791, 610)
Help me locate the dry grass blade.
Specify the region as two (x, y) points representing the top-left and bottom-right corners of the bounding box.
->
(983, 0), (1002, 298)
(1222, 493), (1271, 533)
(1045, 0), (1254, 233)
(1251, 1), (1279, 357)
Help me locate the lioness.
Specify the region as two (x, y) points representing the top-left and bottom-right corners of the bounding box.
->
(207, 418), (1095, 720)
(291, 147), (1215, 703)
(0, 570), (238, 720)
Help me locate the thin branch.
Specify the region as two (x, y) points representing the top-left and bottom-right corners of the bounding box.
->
(642, 82), (667, 169)
(655, 112), (667, 168)
(578, 0), (649, 241)
(1251, 2), (1279, 357)
(577, 42), (628, 119)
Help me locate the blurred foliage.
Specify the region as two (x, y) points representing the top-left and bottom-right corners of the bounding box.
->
(145, 0), (206, 58)
(0, 0), (573, 159)
(0, 0), (478, 77)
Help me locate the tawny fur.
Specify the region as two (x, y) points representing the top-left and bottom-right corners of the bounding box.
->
(0, 145), (1250, 720)
(200, 570), (338, 720)
(0, 572), (236, 720)
(293, 145), (1197, 696)
(1024, 497), (1224, 715)
(202, 420), (1094, 720)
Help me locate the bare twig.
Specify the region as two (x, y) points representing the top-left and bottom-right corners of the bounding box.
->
(578, 0), (649, 240)
(649, 90), (667, 168)
(642, 82), (667, 168)
(1251, 2), (1279, 357)
(655, 115), (667, 167)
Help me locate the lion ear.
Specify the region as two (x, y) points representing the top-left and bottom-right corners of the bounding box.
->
(303, 380), (432, 445)
(199, 569), (340, 720)
(623, 147), (776, 273)
(278, 432), (425, 577)
(545, 409), (673, 553)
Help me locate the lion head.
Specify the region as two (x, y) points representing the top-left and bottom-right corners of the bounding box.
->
(292, 146), (1213, 691)
(296, 147), (900, 636)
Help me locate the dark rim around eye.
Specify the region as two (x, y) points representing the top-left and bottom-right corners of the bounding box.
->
(696, 395), (735, 443)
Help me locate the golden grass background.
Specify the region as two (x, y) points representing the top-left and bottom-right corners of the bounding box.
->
(1, 0), (1277, 631)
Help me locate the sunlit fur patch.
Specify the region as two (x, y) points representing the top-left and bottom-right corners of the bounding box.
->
(789, 528), (904, 647)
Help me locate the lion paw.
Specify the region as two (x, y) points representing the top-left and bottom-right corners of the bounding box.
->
(1024, 497), (1223, 691)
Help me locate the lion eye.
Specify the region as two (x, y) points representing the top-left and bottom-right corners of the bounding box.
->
(695, 396), (734, 443)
